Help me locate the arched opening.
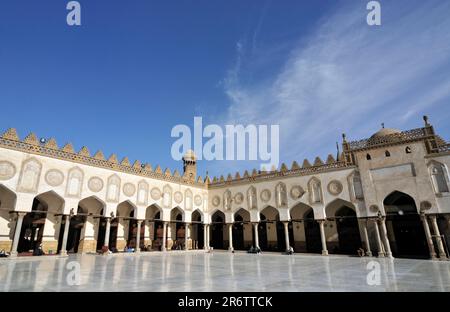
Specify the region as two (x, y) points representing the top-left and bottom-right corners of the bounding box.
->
(326, 199), (362, 255)
(384, 191), (428, 259)
(0, 185), (17, 251)
(64, 206), (86, 254)
(116, 201), (136, 251)
(210, 210), (225, 249)
(191, 209), (204, 249)
(146, 204), (162, 251)
(19, 191), (64, 255)
(259, 206), (284, 252)
(233, 208), (250, 250)
(62, 196), (104, 254)
(290, 203), (320, 253)
(170, 207), (184, 250)
(18, 199), (46, 253)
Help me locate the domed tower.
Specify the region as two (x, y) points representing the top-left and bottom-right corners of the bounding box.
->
(182, 149), (197, 181)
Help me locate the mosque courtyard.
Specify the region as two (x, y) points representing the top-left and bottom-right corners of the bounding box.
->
(0, 251), (449, 292)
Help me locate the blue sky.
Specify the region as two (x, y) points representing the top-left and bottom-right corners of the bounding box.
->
(0, 0), (449, 178)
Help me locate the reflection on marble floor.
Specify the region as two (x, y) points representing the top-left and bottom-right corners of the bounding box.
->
(1, 251), (449, 292)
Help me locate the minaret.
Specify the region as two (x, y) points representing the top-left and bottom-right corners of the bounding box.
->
(182, 149), (197, 181)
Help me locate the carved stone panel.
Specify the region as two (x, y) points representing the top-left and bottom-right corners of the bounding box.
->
(174, 191), (183, 204)
(290, 185), (305, 200)
(106, 174), (121, 202)
(17, 158), (42, 193)
(0, 161), (16, 181)
(88, 177), (104, 193)
(194, 194), (202, 206)
(151, 187), (161, 200)
(137, 181), (149, 206)
(66, 167), (83, 197)
(260, 189), (271, 202)
(212, 196), (220, 207)
(45, 169), (64, 187)
(327, 180), (343, 196)
(234, 192), (244, 205)
(123, 183), (136, 197)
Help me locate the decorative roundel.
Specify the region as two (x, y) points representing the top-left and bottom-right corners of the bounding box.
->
(194, 195), (203, 206)
(151, 187), (162, 200)
(212, 196), (220, 207)
(88, 177), (104, 193)
(327, 180), (343, 196)
(0, 161), (16, 181)
(123, 183), (136, 197)
(234, 192), (244, 205)
(369, 205), (379, 213)
(45, 169), (64, 187)
(290, 185), (305, 200)
(174, 191), (183, 204)
(420, 201), (432, 211)
(260, 189), (271, 202)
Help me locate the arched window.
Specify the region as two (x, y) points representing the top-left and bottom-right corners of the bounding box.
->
(385, 150), (390, 157)
(366, 154), (371, 160)
(430, 163), (449, 193)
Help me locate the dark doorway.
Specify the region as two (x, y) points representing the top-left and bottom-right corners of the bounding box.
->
(211, 212), (224, 249)
(96, 217), (107, 251)
(18, 198), (47, 253)
(65, 206), (86, 253)
(233, 215), (245, 250)
(335, 207), (361, 255)
(304, 210), (322, 253)
(192, 210), (203, 249)
(384, 192), (428, 259)
(258, 214), (268, 250)
(109, 218), (118, 250)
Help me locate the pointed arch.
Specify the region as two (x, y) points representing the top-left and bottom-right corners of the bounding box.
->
(427, 160), (450, 194)
(162, 184), (172, 208)
(106, 174), (121, 203)
(137, 180), (149, 206)
(325, 198), (356, 218)
(307, 177), (322, 204)
(247, 186), (257, 210)
(383, 191), (428, 258)
(17, 157), (42, 193)
(185, 188), (193, 211)
(275, 182), (288, 208)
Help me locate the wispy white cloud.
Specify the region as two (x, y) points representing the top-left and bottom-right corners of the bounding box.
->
(215, 0), (450, 174)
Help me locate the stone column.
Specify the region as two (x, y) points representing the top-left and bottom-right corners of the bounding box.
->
(104, 218), (111, 248)
(162, 222), (167, 252)
(421, 214), (437, 259)
(228, 224), (234, 252)
(205, 225), (210, 250)
(60, 215), (71, 256)
(318, 220), (328, 256)
(372, 218), (384, 257)
(361, 219), (372, 257)
(283, 222), (290, 252)
(430, 215), (447, 259)
(379, 217), (393, 258)
(135, 220), (141, 252)
(253, 223), (260, 249)
(10, 212), (26, 257)
(185, 223), (190, 251)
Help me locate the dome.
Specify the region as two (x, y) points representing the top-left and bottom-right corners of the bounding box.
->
(183, 149), (197, 161)
(370, 128), (401, 139)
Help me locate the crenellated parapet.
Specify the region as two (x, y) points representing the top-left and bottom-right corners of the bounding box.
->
(0, 129), (208, 188)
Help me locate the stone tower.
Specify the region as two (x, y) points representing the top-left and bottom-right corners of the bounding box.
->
(182, 149), (197, 181)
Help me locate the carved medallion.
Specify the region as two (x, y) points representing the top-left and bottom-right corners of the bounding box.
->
(327, 180), (343, 196)
(174, 191), (183, 204)
(290, 185), (305, 200)
(88, 177), (104, 193)
(123, 183), (136, 197)
(212, 196), (220, 207)
(151, 187), (162, 200)
(194, 195), (202, 206)
(45, 169), (64, 187)
(0, 161), (16, 180)
(234, 192), (244, 205)
(260, 189), (271, 202)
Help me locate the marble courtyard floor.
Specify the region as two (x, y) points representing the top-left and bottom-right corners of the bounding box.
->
(0, 251), (449, 292)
